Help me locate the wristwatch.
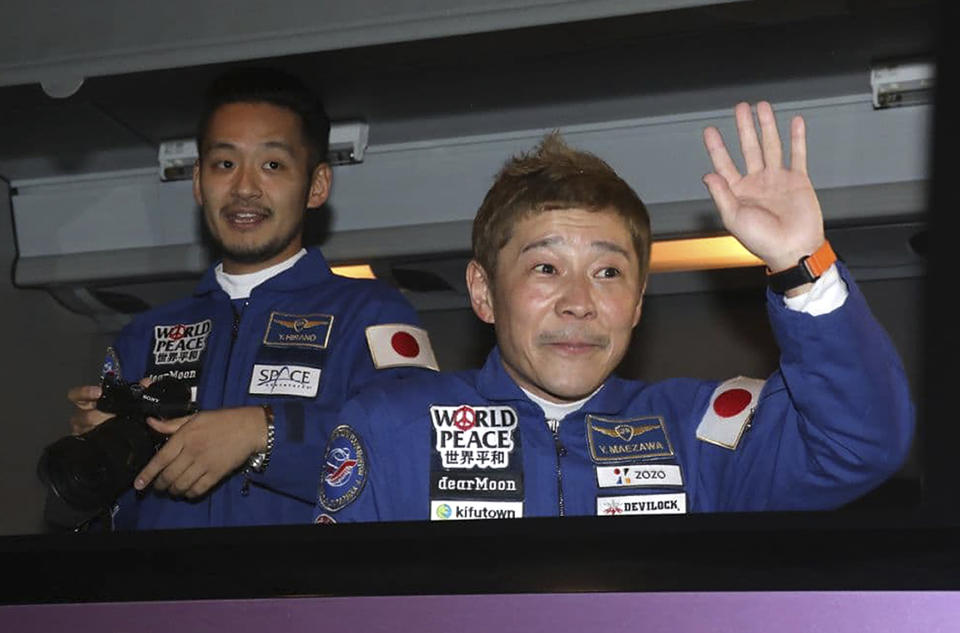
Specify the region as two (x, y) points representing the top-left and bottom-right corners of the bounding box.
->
(247, 405), (275, 473)
(766, 240), (837, 294)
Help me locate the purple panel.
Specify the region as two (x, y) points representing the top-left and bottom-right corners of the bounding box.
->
(2, 591), (957, 633)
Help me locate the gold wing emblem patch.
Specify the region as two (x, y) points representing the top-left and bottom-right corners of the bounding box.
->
(591, 423), (659, 442)
(275, 318), (327, 332)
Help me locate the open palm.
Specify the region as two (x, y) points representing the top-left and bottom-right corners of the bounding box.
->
(702, 101), (825, 273)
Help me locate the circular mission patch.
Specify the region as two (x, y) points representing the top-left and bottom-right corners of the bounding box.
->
(101, 346), (122, 380)
(319, 425), (367, 512)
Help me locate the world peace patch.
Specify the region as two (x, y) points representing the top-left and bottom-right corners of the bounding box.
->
(586, 415), (675, 463)
(319, 425), (367, 512)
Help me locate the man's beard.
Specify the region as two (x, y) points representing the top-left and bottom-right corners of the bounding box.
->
(211, 213), (304, 265)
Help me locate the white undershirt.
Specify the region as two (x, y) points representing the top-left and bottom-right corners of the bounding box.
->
(783, 263), (846, 316)
(521, 386), (601, 432)
(214, 249), (308, 300)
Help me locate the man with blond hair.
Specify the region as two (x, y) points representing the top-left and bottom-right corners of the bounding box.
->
(315, 102), (913, 522)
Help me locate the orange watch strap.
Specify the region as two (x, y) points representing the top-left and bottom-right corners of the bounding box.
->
(766, 240), (837, 293)
(803, 240), (837, 278)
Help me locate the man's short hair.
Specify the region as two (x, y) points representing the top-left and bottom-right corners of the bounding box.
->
(196, 67), (331, 173)
(472, 132), (652, 283)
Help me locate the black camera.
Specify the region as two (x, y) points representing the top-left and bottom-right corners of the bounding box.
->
(38, 374), (195, 515)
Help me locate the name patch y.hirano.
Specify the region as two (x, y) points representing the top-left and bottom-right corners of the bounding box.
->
(263, 312), (333, 350)
(431, 405), (518, 469)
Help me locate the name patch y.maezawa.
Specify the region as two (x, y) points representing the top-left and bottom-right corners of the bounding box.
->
(586, 415), (675, 463)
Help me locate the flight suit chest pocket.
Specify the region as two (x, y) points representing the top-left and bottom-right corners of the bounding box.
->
(248, 312), (333, 398)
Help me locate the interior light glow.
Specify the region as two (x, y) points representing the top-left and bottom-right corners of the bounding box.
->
(650, 236), (764, 273)
(333, 236), (761, 283)
(332, 264), (377, 279)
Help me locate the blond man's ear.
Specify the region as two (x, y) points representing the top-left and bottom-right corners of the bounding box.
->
(632, 279), (647, 328)
(466, 260), (496, 324)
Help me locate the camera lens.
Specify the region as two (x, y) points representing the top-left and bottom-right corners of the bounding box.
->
(38, 375), (194, 518)
(38, 414), (163, 513)
(38, 435), (115, 513)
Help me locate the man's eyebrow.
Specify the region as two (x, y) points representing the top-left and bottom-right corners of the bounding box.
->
(592, 240), (631, 257)
(205, 141), (237, 152)
(263, 140), (296, 155)
(519, 236), (563, 254)
(204, 140), (296, 155)
(519, 237), (631, 257)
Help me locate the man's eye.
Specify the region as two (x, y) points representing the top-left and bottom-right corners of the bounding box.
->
(596, 267), (621, 279)
(264, 160), (282, 170)
(213, 160), (234, 169)
(533, 263), (556, 274)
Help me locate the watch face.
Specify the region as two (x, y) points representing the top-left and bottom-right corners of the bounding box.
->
(248, 453), (266, 471)
(768, 265), (814, 294)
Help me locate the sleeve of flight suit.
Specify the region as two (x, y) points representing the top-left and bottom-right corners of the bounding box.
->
(314, 382), (433, 524)
(249, 282), (436, 505)
(99, 316), (154, 531)
(695, 263), (915, 512)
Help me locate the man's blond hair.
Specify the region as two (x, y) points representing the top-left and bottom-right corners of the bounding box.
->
(471, 132), (651, 284)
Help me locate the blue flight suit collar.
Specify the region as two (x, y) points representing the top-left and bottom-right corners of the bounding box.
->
(192, 247), (334, 297)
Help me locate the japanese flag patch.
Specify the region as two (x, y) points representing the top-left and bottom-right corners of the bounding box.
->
(366, 324), (439, 371)
(696, 376), (766, 450)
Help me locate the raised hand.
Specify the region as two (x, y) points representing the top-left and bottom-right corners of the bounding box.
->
(702, 101), (825, 273)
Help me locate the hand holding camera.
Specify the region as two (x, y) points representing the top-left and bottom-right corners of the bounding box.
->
(39, 374), (195, 514)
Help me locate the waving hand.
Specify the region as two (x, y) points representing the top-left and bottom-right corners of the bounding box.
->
(702, 101), (825, 275)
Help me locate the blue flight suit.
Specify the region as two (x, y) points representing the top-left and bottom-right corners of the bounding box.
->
(317, 265), (914, 521)
(106, 248), (432, 529)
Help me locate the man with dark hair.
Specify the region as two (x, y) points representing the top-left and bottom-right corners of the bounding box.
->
(196, 68), (333, 180)
(316, 102), (913, 522)
(65, 68), (437, 529)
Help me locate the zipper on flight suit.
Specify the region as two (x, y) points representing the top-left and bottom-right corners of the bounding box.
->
(224, 300), (254, 496)
(547, 418), (566, 516)
(223, 300), (246, 404)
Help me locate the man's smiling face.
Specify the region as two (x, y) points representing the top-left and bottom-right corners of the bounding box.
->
(193, 101), (329, 273)
(468, 207), (645, 403)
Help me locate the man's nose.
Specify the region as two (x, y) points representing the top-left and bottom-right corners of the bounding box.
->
(556, 275), (596, 319)
(231, 163), (262, 199)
